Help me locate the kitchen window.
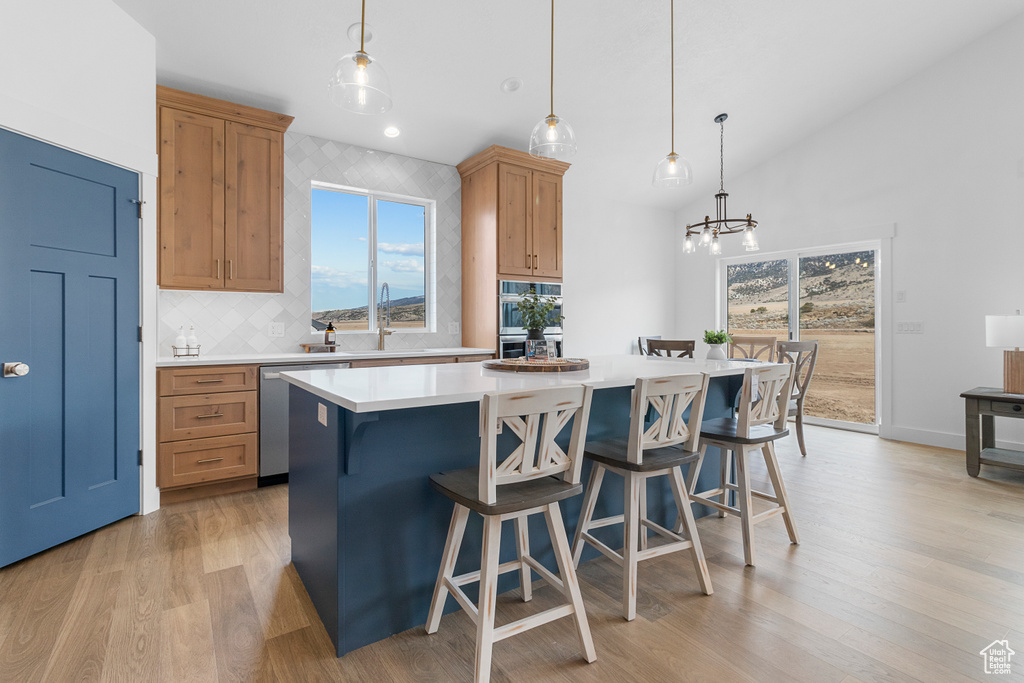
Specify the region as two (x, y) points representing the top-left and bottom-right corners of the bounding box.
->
(310, 183), (434, 332)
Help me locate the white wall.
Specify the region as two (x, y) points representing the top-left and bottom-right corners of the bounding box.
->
(674, 14), (1024, 449)
(0, 0), (160, 513)
(562, 173), (678, 357)
(0, 0), (156, 175)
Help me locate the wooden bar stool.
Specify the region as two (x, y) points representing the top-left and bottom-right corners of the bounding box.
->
(571, 373), (712, 621)
(687, 365), (797, 566)
(425, 385), (596, 683)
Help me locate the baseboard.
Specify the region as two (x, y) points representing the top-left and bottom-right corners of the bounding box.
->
(882, 425), (1024, 453)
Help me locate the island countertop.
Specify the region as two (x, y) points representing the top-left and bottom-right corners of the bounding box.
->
(279, 354), (769, 413)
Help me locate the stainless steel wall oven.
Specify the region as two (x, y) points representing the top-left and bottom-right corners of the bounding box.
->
(498, 280), (563, 358)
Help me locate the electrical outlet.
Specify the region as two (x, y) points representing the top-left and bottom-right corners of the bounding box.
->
(269, 322), (285, 338)
(896, 321), (924, 334)
(895, 290), (906, 303)
(318, 403), (328, 426)
(448, 322), (460, 335)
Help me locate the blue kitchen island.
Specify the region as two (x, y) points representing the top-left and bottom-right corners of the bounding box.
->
(280, 355), (752, 657)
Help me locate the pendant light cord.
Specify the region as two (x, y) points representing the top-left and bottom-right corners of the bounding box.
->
(719, 119), (725, 192)
(549, 0), (555, 118)
(359, 0), (366, 52)
(670, 0), (675, 156)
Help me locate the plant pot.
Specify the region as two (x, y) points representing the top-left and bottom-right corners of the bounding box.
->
(706, 343), (727, 360)
(526, 328), (546, 341)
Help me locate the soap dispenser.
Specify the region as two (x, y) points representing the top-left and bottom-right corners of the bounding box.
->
(186, 325), (199, 354)
(174, 326), (187, 351)
(325, 322), (336, 346)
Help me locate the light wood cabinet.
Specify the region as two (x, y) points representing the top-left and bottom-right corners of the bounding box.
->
(157, 364), (259, 501)
(457, 145), (569, 348)
(157, 86), (291, 292)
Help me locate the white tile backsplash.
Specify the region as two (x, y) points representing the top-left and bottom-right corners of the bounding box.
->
(157, 134), (463, 356)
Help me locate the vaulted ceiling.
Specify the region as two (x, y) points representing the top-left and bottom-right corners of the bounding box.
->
(114, 0), (1024, 209)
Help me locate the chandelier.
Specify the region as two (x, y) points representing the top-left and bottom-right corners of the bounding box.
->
(683, 113), (758, 255)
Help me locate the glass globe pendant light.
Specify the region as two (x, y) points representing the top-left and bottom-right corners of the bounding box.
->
(328, 0), (392, 115)
(653, 0), (693, 188)
(529, 0), (576, 160)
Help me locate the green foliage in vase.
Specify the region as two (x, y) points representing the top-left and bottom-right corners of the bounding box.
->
(703, 329), (732, 345)
(517, 289), (563, 331)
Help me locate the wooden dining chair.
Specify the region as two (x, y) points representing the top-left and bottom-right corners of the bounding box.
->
(426, 385), (596, 683)
(776, 340), (819, 456)
(687, 364), (797, 566)
(638, 335), (661, 355)
(571, 373), (712, 621)
(728, 335), (778, 362)
(647, 339), (696, 359)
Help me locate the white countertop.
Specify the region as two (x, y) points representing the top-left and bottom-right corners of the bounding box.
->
(279, 355), (768, 413)
(155, 347), (494, 368)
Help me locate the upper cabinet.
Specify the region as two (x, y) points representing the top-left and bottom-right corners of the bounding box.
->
(460, 146), (569, 283)
(458, 146), (569, 348)
(156, 86), (293, 292)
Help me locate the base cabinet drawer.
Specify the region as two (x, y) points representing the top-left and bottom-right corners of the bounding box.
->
(158, 433), (258, 488)
(158, 391), (257, 441)
(348, 356), (458, 368)
(158, 365), (258, 396)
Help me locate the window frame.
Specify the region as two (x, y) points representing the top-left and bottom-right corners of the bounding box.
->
(310, 181), (436, 335)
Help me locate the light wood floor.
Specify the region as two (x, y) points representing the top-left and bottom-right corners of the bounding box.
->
(2, 425), (1022, 682)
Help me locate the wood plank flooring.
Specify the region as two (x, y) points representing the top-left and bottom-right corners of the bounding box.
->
(2, 425), (1022, 681)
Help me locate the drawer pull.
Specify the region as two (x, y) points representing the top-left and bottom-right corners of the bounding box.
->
(195, 412), (224, 419)
(195, 379), (224, 384)
(196, 457), (224, 464)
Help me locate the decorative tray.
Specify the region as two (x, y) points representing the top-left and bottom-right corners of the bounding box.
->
(482, 358), (590, 373)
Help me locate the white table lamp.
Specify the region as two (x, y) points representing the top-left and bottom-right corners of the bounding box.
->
(986, 310), (1024, 393)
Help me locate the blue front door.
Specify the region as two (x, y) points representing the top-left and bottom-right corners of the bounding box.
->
(0, 128), (140, 568)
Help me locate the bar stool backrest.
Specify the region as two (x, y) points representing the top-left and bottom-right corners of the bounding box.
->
(627, 373), (709, 465)
(647, 339), (696, 358)
(478, 385), (594, 505)
(729, 335), (778, 362)
(736, 365), (795, 437)
(776, 340), (818, 401)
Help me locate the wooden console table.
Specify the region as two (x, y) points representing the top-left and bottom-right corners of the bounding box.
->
(961, 387), (1024, 477)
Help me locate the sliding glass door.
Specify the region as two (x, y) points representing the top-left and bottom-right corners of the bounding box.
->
(724, 245), (878, 429)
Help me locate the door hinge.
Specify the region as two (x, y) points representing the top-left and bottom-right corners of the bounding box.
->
(138, 326), (143, 343)
(138, 449), (143, 466)
(128, 198), (144, 219)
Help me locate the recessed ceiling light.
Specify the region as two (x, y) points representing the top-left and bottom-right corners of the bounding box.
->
(384, 126), (400, 138)
(347, 22), (374, 44)
(500, 77), (523, 94)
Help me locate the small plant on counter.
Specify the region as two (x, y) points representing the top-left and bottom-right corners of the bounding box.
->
(703, 329), (732, 345)
(517, 289), (563, 332)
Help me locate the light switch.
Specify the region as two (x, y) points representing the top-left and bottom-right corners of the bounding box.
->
(895, 290), (906, 303)
(318, 403), (328, 426)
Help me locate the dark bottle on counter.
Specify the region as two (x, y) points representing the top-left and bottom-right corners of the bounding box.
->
(325, 322), (336, 346)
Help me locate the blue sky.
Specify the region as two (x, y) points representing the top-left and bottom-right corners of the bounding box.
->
(311, 188), (425, 312)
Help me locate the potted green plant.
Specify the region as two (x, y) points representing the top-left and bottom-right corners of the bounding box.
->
(703, 329), (732, 360)
(517, 289), (563, 340)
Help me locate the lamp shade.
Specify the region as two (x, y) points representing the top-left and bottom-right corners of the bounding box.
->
(985, 314), (1024, 348)
(328, 51), (392, 115)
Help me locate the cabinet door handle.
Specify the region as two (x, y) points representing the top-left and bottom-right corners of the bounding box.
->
(195, 379), (224, 384)
(196, 457), (224, 464)
(533, 254), (538, 269)
(216, 259), (221, 279)
(228, 259), (234, 280)
(195, 412), (224, 419)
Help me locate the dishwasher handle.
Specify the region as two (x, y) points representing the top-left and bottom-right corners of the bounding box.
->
(262, 363), (351, 381)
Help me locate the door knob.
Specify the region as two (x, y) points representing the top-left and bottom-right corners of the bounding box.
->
(3, 362), (29, 378)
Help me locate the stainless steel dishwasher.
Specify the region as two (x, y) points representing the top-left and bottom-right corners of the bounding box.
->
(259, 362), (350, 484)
